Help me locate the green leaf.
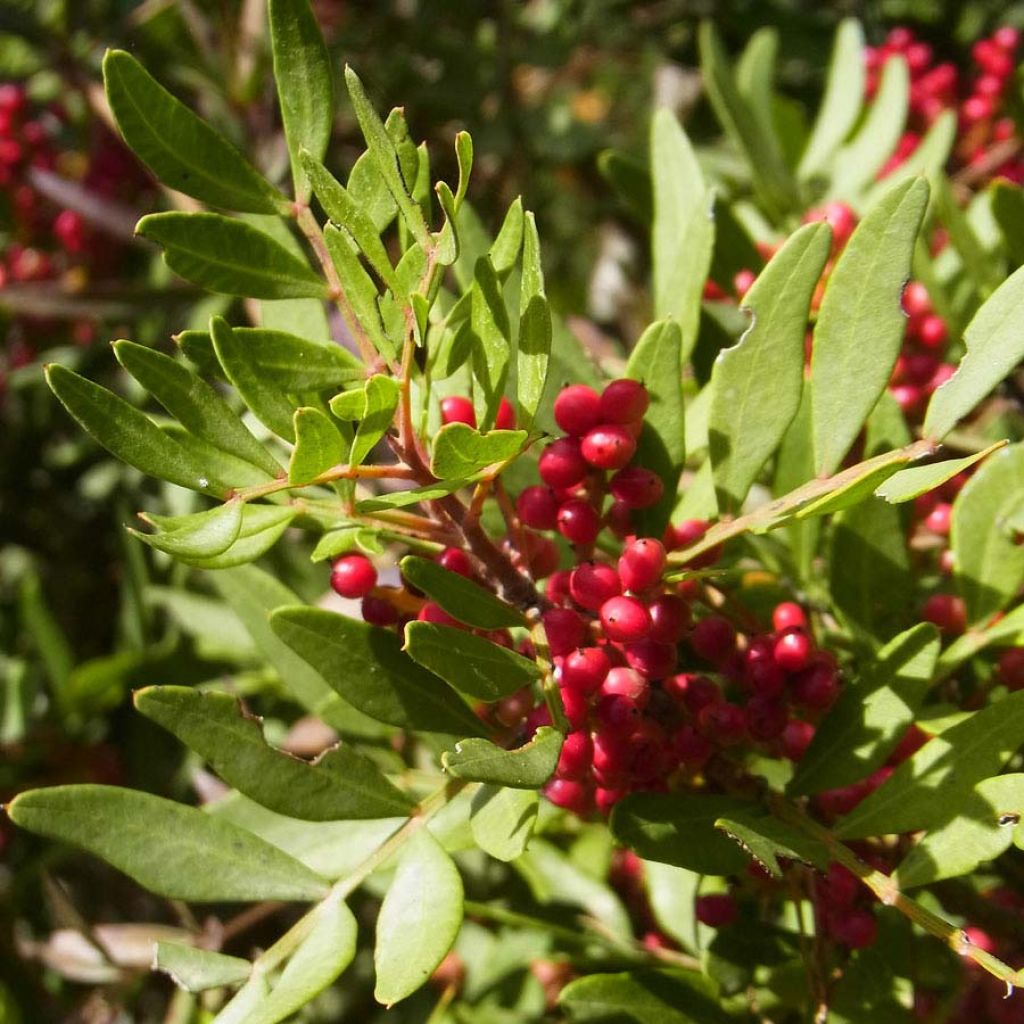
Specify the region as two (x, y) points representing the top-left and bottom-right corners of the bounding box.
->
(835, 690), (1024, 838)
(374, 828), (464, 1006)
(153, 942), (252, 993)
(346, 374), (400, 467)
(560, 969), (728, 1024)
(403, 621), (540, 701)
(789, 623), (940, 795)
(610, 793), (754, 875)
(937, 602), (1024, 679)
(794, 455), (916, 519)
(45, 365), (221, 496)
(934, 173), (1003, 297)
(470, 785), (538, 862)
(103, 50), (285, 215)
(709, 222), (832, 512)
(698, 21), (798, 221)
(828, 56), (909, 201)
(113, 340), (281, 477)
(811, 178), (929, 474)
(713, 810), (829, 876)
(597, 148), (652, 223)
(626, 319), (685, 537)
(490, 197), (524, 277)
(643, 862), (701, 952)
(470, 257), (513, 428)
(399, 556), (524, 628)
(431, 422), (526, 479)
(217, 892), (357, 1024)
(180, 505), (295, 569)
(894, 774), (1024, 889)
(356, 478), (471, 513)
(875, 442), (1007, 503)
(924, 263), (1024, 440)
(6, 785), (328, 902)
(135, 687), (412, 820)
(344, 67), (430, 249)
(991, 180), (1024, 267)
(442, 727), (563, 788)
(178, 327), (362, 391)
(650, 108), (714, 349)
(132, 501), (243, 559)
(270, 607), (484, 735)
(952, 443), (1024, 624)
(137, 213), (327, 300)
(210, 317), (296, 442)
(517, 211), (551, 431)
(269, 0), (332, 202)
(798, 19), (865, 180)
(289, 407), (345, 483)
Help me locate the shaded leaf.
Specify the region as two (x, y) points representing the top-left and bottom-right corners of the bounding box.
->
(560, 969), (728, 1024)
(399, 556), (525, 628)
(442, 727), (563, 788)
(470, 785), (538, 862)
(714, 810), (829, 877)
(153, 943), (251, 993)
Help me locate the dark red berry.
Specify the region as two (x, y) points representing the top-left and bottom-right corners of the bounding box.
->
(698, 702), (746, 744)
(330, 553), (377, 598)
(745, 696), (788, 741)
(695, 893), (738, 928)
(494, 397), (516, 430)
(791, 664), (840, 710)
(647, 594), (690, 644)
(520, 532), (561, 579)
(599, 595), (652, 642)
(580, 424), (636, 470)
(618, 537), (667, 593)
(781, 719), (815, 760)
(774, 630), (813, 673)
(517, 485), (560, 530)
(831, 908), (877, 949)
(609, 466), (663, 509)
(921, 593), (967, 635)
(599, 379), (649, 424)
(690, 616), (736, 663)
(441, 395), (476, 427)
(624, 638), (677, 679)
(557, 499), (601, 545)
(998, 648), (1024, 690)
(362, 595), (398, 626)
(595, 786), (627, 816)
(674, 724), (714, 767)
(543, 608), (587, 656)
(569, 561), (621, 611)
(539, 438), (588, 489)
(554, 384), (602, 436)
(556, 730), (593, 780)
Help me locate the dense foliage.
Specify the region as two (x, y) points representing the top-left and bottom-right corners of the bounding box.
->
(9, 2), (1024, 1023)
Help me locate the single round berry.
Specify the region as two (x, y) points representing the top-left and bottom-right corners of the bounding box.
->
(559, 684), (590, 730)
(774, 630), (813, 673)
(595, 786), (627, 816)
(648, 593), (691, 644)
(618, 537), (667, 593)
(690, 616), (736, 663)
(823, 863), (860, 909)
(544, 778), (591, 815)
(441, 395), (476, 427)
(569, 561), (621, 611)
(695, 893), (738, 929)
(791, 664), (840, 710)
(599, 595), (652, 642)
(494, 397), (516, 430)
(917, 314), (948, 349)
(670, 518), (722, 568)
(556, 730), (593, 780)
(557, 499), (601, 545)
(921, 593), (967, 635)
(599, 666), (650, 706)
(554, 384), (602, 436)
(606, 499), (633, 538)
(561, 646), (611, 694)
(923, 501), (952, 536)
(516, 485), (560, 530)
(520, 532), (561, 578)
(543, 607), (587, 657)
(580, 424), (637, 470)
(362, 595), (398, 626)
(733, 268), (756, 298)
(546, 570), (572, 605)
(609, 466), (663, 509)
(330, 554), (377, 599)
(418, 602), (459, 627)
(599, 379), (650, 425)
(772, 602), (807, 633)
(539, 437), (588, 489)
(624, 638), (677, 679)
(495, 687), (536, 728)
(998, 648), (1024, 690)
(438, 547), (473, 577)
(781, 719), (815, 761)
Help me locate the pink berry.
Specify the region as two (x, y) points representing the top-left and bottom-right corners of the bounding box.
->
(618, 537), (667, 593)
(902, 281), (932, 317)
(917, 314), (948, 350)
(556, 730), (593, 780)
(544, 778), (591, 815)
(554, 384), (602, 435)
(495, 397), (516, 430)
(438, 547), (473, 577)
(691, 616), (736, 663)
(610, 466), (664, 509)
(599, 666), (650, 706)
(517, 485), (560, 530)
(562, 646), (611, 694)
(441, 395), (476, 427)
(599, 595), (652, 642)
(695, 893), (738, 928)
(569, 561), (621, 611)
(330, 553), (377, 598)
(772, 602), (807, 632)
(580, 424), (636, 470)
(539, 437), (588, 489)
(774, 631), (813, 673)
(599, 379), (650, 425)
(923, 502), (952, 535)
(557, 499), (601, 545)
(733, 268), (756, 297)
(921, 593), (967, 635)
(543, 608), (587, 656)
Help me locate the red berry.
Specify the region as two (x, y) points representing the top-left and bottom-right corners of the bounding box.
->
(562, 646), (611, 694)
(670, 518), (722, 568)
(921, 593), (967, 635)
(690, 616), (736, 663)
(592, 730), (630, 782)
(557, 499), (601, 545)
(556, 730), (593, 780)
(917, 314), (948, 350)
(599, 379), (650, 425)
(546, 569), (572, 605)
(624, 638), (677, 679)
(998, 648), (1024, 690)
(831, 908), (877, 949)
(606, 499), (633, 538)
(495, 687), (536, 727)
(520, 532), (561, 578)
(441, 395), (476, 427)
(543, 608), (587, 656)
(698, 702), (746, 744)
(781, 719), (815, 761)
(539, 437), (588, 489)
(559, 684), (590, 730)
(791, 664), (840, 710)
(544, 778), (591, 815)
(805, 201), (857, 249)
(902, 281), (932, 317)
(418, 602), (459, 627)
(674, 724), (714, 767)
(580, 425), (637, 470)
(599, 666), (650, 706)
(595, 786), (628, 816)
(495, 397), (516, 430)
(772, 602), (807, 632)
(516, 485), (559, 530)
(53, 209), (85, 253)
(822, 863), (860, 908)
(774, 631), (813, 673)
(666, 673), (721, 714)
(648, 594), (690, 644)
(599, 595), (652, 642)
(438, 547), (473, 577)
(923, 502), (952, 535)
(362, 595), (398, 626)
(330, 553), (377, 598)
(745, 696), (788, 741)
(569, 561), (621, 611)
(733, 268), (756, 297)
(695, 893), (738, 928)
(610, 466), (663, 509)
(554, 384), (602, 436)
(618, 537), (667, 592)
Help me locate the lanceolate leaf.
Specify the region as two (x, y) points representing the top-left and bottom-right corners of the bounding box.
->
(442, 727), (564, 787)
(431, 423), (526, 479)
(374, 828), (464, 1006)
(470, 257), (512, 429)
(811, 177), (929, 474)
(399, 556), (525, 629)
(790, 622), (940, 795)
(714, 810), (829, 876)
(347, 374), (401, 467)
(626, 319), (685, 537)
(180, 505), (296, 569)
(490, 197), (524, 277)
(289, 407), (345, 483)
(131, 501), (243, 559)
(112, 340), (282, 477)
(875, 442), (1007, 503)
(709, 222), (831, 511)
(45, 365), (222, 496)
(470, 785), (538, 862)
(269, 0), (332, 202)
(951, 443), (1024, 624)
(517, 211), (551, 430)
(650, 108), (714, 349)
(403, 621), (541, 701)
(270, 607), (484, 735)
(798, 19), (865, 180)
(6, 785), (329, 901)
(356, 478), (471, 513)
(924, 263), (1024, 440)
(153, 942), (252, 993)
(135, 687), (411, 820)
(137, 213), (327, 300)
(103, 50), (285, 215)
(835, 690), (1024, 838)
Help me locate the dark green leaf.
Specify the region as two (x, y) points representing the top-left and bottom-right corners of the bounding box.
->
(431, 422), (526, 479)
(470, 785), (538, 862)
(442, 727), (563, 788)
(132, 501), (243, 559)
(835, 690), (1024, 838)
(597, 148), (652, 224)
(709, 222), (831, 511)
(399, 556), (525, 628)
(270, 607), (484, 735)
(153, 943), (252, 993)
(517, 211), (551, 431)
(45, 364), (222, 495)
(560, 969), (728, 1024)
(811, 177), (929, 474)
(135, 687), (411, 820)
(269, 0), (332, 201)
(103, 50), (285, 215)
(403, 621), (540, 701)
(137, 213), (327, 300)
(374, 829), (463, 1005)
(6, 785), (328, 902)
(714, 810), (829, 876)
(991, 180), (1024, 267)
(789, 623), (940, 795)
(289, 407), (345, 483)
